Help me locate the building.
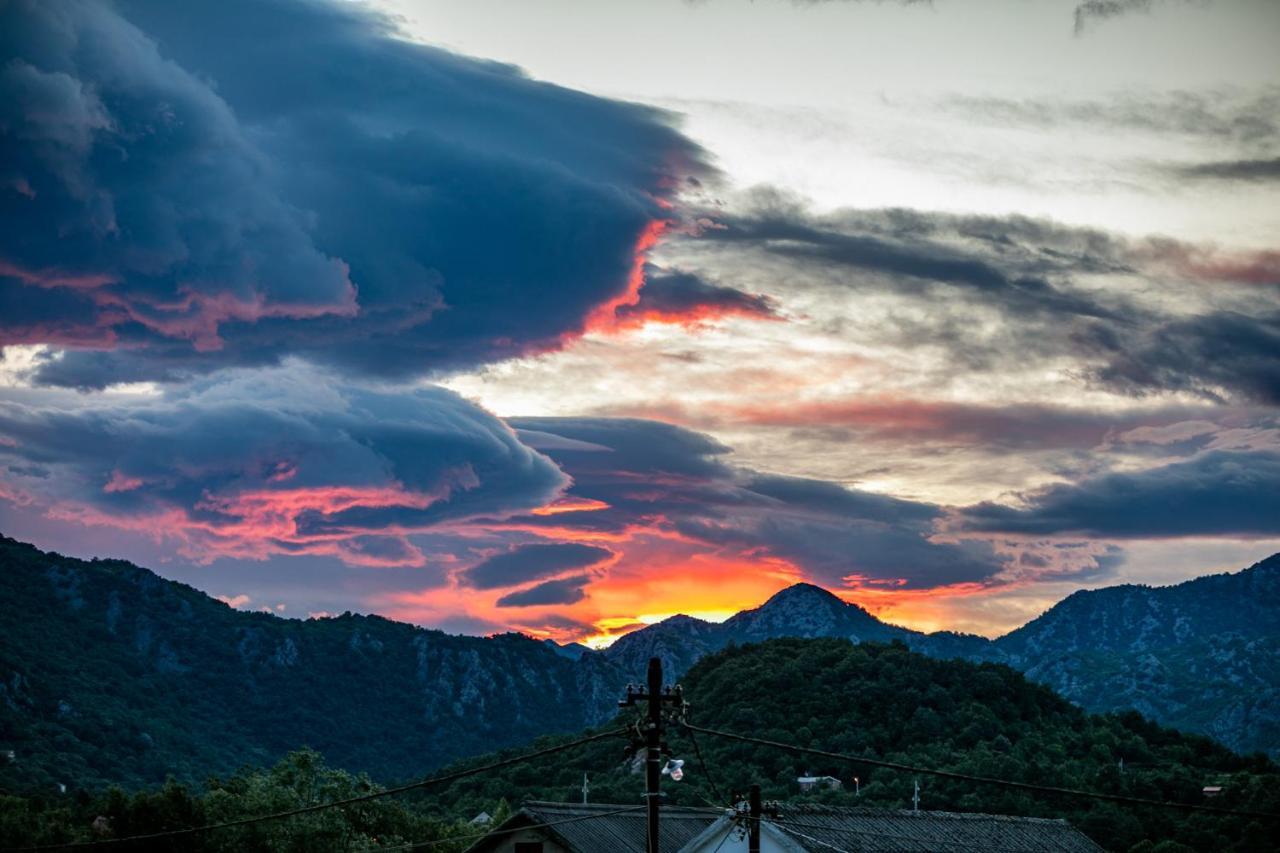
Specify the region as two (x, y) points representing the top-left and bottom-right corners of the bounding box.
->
(796, 775), (842, 793)
(465, 802), (721, 853)
(466, 802), (1104, 853)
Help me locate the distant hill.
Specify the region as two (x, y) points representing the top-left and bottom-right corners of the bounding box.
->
(603, 557), (1280, 756)
(421, 639), (1280, 853)
(0, 535), (624, 792)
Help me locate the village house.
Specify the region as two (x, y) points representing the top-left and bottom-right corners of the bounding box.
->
(465, 801), (1105, 853)
(795, 775), (842, 793)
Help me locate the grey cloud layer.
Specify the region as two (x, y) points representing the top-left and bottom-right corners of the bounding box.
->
(671, 191), (1280, 405)
(0, 371), (567, 564)
(1, 0), (708, 388)
(960, 450), (1280, 537)
(512, 417), (1013, 590)
(462, 543), (614, 590)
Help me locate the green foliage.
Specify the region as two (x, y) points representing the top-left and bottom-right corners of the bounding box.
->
(0, 749), (470, 851)
(0, 536), (620, 792)
(411, 639), (1280, 853)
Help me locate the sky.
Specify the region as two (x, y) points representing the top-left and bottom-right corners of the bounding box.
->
(1, 0), (1278, 645)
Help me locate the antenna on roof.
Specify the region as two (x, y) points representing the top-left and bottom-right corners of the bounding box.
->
(913, 778), (920, 812)
(582, 772), (590, 805)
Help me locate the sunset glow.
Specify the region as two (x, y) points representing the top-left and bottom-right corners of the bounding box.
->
(2, 0), (1278, 650)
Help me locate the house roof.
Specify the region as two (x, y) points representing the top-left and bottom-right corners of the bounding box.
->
(464, 801), (723, 853)
(764, 804), (1105, 853)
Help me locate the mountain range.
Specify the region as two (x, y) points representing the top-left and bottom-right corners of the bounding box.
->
(1, 533), (1276, 793)
(608, 561), (1280, 757)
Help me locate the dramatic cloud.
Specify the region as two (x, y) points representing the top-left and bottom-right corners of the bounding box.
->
(462, 543), (614, 590)
(960, 450), (1280, 538)
(1174, 157), (1280, 183)
(495, 575), (592, 608)
(1083, 311), (1280, 405)
(662, 191), (1280, 405)
(0, 0), (708, 388)
(508, 417), (1013, 591)
(614, 268), (777, 328)
(0, 369), (567, 565)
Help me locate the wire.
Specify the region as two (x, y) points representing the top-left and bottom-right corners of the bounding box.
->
(4, 728), (627, 852)
(370, 806), (646, 852)
(770, 825), (854, 853)
(682, 722), (1280, 821)
(706, 813), (740, 853)
(684, 724), (729, 807)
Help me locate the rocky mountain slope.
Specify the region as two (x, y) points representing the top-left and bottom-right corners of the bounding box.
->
(989, 559), (1280, 756)
(0, 535), (625, 791)
(602, 556), (1280, 756)
(2, 532), (1276, 794)
(432, 639), (1278, 853)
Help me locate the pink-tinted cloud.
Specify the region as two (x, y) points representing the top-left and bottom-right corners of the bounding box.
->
(0, 368), (567, 567)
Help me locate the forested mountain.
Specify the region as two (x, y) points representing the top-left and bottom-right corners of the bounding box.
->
(6, 639), (1275, 852)
(987, 559), (1280, 756)
(2, 533), (1277, 799)
(409, 640), (1280, 853)
(603, 557), (1280, 756)
(0, 535), (624, 791)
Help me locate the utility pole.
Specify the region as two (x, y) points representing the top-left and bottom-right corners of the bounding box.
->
(582, 772), (590, 805)
(618, 657), (685, 853)
(912, 778), (920, 812)
(748, 784), (762, 853)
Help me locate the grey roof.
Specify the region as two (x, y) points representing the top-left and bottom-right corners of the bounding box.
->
(465, 801), (722, 853)
(766, 805), (1105, 853)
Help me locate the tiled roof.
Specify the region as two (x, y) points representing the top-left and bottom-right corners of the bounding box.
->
(466, 801), (722, 853)
(767, 805), (1105, 853)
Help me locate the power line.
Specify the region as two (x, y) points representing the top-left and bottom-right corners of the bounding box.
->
(658, 807), (1071, 853)
(4, 728), (627, 852)
(683, 723), (729, 806)
(769, 824), (853, 853)
(682, 722), (1280, 821)
(381, 804), (747, 850)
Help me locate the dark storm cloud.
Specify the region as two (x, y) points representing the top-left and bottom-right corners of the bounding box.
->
(462, 543), (614, 590)
(1082, 311), (1280, 405)
(0, 370), (567, 565)
(960, 450), (1280, 537)
(510, 416), (1017, 590)
(678, 191), (1280, 406)
(615, 268), (777, 325)
(495, 575), (592, 608)
(1174, 157), (1280, 182)
(0, 0), (709, 388)
(695, 191), (1130, 321)
(516, 417), (735, 480)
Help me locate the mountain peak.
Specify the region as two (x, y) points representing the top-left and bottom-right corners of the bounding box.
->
(762, 582), (846, 608)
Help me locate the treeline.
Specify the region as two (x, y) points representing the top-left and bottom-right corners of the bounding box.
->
(4, 640), (1278, 851)
(0, 535), (614, 792)
(0, 749), (485, 851)
(407, 640), (1279, 852)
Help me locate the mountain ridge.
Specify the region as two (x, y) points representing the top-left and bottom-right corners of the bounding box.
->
(2, 532), (1277, 796)
(0, 534), (627, 790)
(601, 553), (1280, 756)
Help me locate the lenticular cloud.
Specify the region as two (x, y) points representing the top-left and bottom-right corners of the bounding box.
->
(0, 0), (708, 388)
(0, 369), (568, 566)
